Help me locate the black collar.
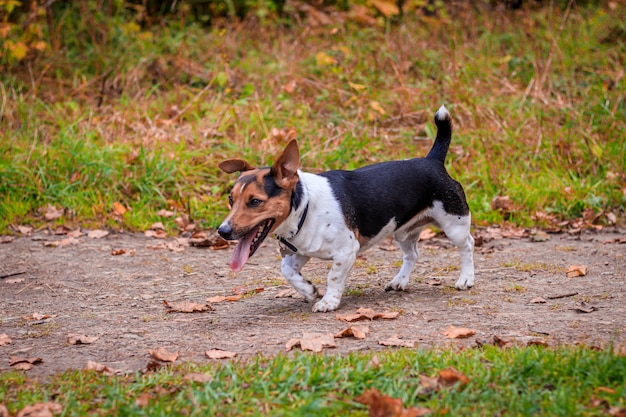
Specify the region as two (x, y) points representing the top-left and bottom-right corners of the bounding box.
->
(276, 202), (309, 253)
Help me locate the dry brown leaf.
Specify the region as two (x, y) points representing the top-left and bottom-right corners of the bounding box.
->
(530, 297), (547, 304)
(334, 326), (369, 340)
(148, 347), (179, 363)
(438, 367), (470, 387)
(156, 209), (175, 217)
(417, 374), (441, 396)
(205, 349), (237, 359)
(184, 372), (212, 383)
(111, 249), (126, 256)
(43, 237), (79, 247)
(609, 407), (626, 417)
(354, 388), (432, 417)
(67, 334), (99, 345)
(206, 295), (227, 303)
(426, 279), (442, 286)
(443, 325), (477, 339)
(135, 393), (151, 407)
(491, 195), (515, 212)
(22, 312), (52, 321)
(378, 335), (416, 348)
(189, 231), (229, 249)
(85, 360), (123, 375)
(336, 307), (400, 322)
(113, 202), (127, 216)
(67, 229), (83, 238)
(0, 334), (12, 346)
(87, 229), (109, 239)
(18, 225), (34, 235)
(9, 356), (43, 370)
(275, 288), (304, 299)
(16, 402), (62, 417)
(572, 301), (598, 313)
(286, 332), (337, 352)
(163, 300), (212, 313)
(0, 235), (15, 244)
(44, 205), (64, 221)
(566, 265), (588, 278)
(418, 228), (436, 241)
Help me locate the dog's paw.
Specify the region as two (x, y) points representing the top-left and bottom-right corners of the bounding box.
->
(312, 296), (340, 313)
(455, 275), (474, 291)
(384, 278), (409, 292)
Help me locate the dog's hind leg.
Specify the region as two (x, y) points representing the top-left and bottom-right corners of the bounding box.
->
(438, 214), (475, 290)
(281, 254), (319, 302)
(385, 237), (419, 292)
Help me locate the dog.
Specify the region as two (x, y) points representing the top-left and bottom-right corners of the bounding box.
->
(217, 105), (474, 312)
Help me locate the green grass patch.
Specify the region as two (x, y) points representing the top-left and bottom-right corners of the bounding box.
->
(0, 4), (624, 234)
(1, 346), (624, 416)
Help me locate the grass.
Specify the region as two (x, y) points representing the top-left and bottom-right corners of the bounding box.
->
(0, 3), (624, 234)
(1, 346), (625, 416)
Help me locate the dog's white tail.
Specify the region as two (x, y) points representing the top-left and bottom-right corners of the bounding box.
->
(426, 105), (452, 163)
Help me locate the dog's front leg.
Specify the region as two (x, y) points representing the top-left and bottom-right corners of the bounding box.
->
(312, 253), (356, 313)
(281, 254), (318, 302)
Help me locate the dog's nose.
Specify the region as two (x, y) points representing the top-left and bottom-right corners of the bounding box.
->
(218, 223), (233, 240)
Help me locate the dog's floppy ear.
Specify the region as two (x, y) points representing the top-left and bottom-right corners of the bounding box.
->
(219, 159), (255, 174)
(271, 139), (299, 188)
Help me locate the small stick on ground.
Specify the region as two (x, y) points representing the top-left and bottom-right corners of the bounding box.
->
(546, 292), (578, 300)
(0, 271), (26, 279)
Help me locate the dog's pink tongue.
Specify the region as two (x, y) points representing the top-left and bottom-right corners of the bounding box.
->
(230, 227), (257, 272)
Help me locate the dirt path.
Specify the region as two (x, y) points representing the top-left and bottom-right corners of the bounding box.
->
(1, 228), (624, 378)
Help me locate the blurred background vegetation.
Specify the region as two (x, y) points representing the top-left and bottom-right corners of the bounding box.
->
(0, 0), (624, 234)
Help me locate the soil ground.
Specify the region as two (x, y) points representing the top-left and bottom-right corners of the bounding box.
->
(1, 228), (625, 379)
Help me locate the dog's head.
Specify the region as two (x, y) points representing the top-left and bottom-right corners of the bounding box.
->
(218, 139), (300, 272)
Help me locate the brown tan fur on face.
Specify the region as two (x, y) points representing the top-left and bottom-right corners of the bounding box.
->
(219, 139), (301, 238)
(223, 168), (294, 237)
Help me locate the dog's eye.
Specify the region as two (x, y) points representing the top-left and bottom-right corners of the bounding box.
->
(248, 198), (262, 208)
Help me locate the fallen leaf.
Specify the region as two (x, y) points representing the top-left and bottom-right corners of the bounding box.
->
(206, 295), (227, 303)
(135, 393), (151, 407)
(16, 402), (62, 417)
(491, 195), (515, 212)
(530, 230), (551, 242)
(378, 335), (416, 348)
(315, 51), (337, 66)
(110, 249), (126, 256)
(354, 388), (432, 417)
(43, 237), (79, 247)
(5, 277), (25, 284)
(85, 360), (123, 376)
(145, 229), (167, 239)
(67, 334), (99, 345)
(530, 297), (547, 304)
(286, 332), (337, 352)
(9, 356), (43, 370)
(418, 228), (436, 241)
(184, 372), (212, 383)
(334, 326), (370, 339)
(189, 231), (229, 249)
(113, 202), (127, 216)
(0, 236), (14, 244)
(163, 300), (213, 313)
(148, 347), (179, 363)
(87, 229), (109, 239)
(23, 313), (52, 321)
(336, 307), (400, 322)
(426, 279), (442, 286)
(438, 367), (470, 387)
(67, 229), (83, 238)
(609, 407), (626, 417)
(572, 302), (598, 314)
(205, 349), (237, 359)
(275, 288), (304, 299)
(418, 374), (441, 396)
(44, 205), (64, 221)
(443, 325), (477, 339)
(17, 225), (33, 235)
(0, 334), (13, 346)
(156, 209), (175, 217)
(566, 265), (587, 278)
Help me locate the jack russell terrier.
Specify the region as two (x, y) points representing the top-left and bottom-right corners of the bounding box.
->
(218, 105), (475, 312)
